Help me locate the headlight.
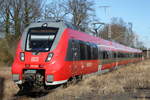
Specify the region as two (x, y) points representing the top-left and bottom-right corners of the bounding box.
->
(47, 75), (54, 82)
(20, 52), (25, 61)
(45, 53), (53, 62)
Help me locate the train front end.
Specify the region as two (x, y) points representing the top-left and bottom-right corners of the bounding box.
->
(12, 21), (69, 90)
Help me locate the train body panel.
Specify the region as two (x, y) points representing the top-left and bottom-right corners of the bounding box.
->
(11, 21), (142, 89)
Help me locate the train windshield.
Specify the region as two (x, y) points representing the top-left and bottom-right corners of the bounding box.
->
(25, 27), (58, 52)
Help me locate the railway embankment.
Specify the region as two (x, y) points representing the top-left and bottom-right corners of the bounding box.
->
(1, 60), (150, 100)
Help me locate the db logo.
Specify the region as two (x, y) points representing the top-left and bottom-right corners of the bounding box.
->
(31, 57), (39, 62)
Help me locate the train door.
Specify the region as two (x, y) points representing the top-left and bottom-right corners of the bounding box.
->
(114, 51), (119, 67)
(98, 47), (103, 72)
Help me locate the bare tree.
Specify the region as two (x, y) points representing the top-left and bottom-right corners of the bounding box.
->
(0, 0), (44, 38)
(99, 17), (137, 47)
(43, 0), (95, 32)
(22, 0), (44, 27)
(100, 24), (127, 44)
(44, 0), (69, 21)
(0, 0), (12, 36)
(0, 0), (4, 12)
(67, 0), (95, 31)
(4, 0), (44, 36)
(5, 5), (10, 36)
(8, 0), (22, 36)
(136, 41), (145, 49)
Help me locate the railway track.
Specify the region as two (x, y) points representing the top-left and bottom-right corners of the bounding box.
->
(124, 87), (150, 100)
(12, 84), (63, 100)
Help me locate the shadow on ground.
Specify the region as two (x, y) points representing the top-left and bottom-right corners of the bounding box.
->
(13, 85), (61, 99)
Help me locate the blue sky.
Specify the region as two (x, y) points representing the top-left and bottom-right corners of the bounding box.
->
(94, 0), (150, 48)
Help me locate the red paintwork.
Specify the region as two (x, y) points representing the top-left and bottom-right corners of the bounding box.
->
(12, 28), (142, 83)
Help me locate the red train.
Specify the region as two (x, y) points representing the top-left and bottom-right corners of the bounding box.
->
(12, 20), (142, 90)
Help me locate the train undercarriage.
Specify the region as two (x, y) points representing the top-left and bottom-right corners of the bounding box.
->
(18, 69), (45, 92)
(17, 69), (83, 92)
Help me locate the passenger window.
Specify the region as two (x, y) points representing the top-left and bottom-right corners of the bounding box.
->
(72, 40), (79, 60)
(86, 44), (92, 60)
(93, 46), (98, 59)
(108, 51), (112, 59)
(98, 49), (103, 59)
(80, 42), (86, 60)
(113, 52), (117, 58)
(103, 51), (109, 59)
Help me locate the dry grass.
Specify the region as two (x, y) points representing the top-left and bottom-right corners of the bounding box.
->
(0, 67), (19, 100)
(1, 60), (150, 100)
(52, 60), (150, 100)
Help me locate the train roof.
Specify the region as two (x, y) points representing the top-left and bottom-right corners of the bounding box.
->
(21, 20), (142, 53)
(68, 29), (142, 53)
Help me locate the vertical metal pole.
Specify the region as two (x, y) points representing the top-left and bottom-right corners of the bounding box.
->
(99, 6), (111, 40)
(147, 48), (149, 59)
(108, 24), (111, 39)
(0, 78), (4, 100)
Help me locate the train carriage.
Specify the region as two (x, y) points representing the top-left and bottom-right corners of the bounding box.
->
(12, 20), (142, 90)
